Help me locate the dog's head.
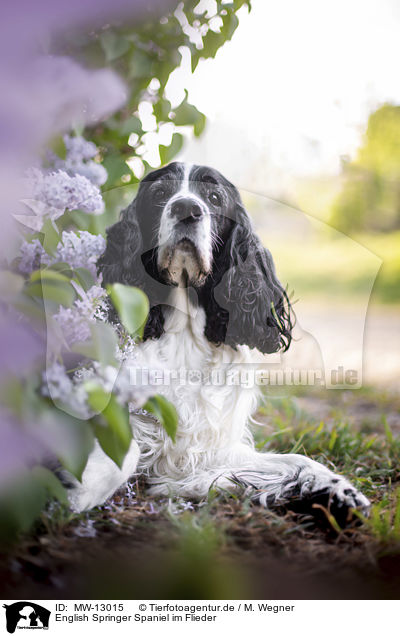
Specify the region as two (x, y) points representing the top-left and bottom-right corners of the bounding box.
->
(98, 162), (293, 353)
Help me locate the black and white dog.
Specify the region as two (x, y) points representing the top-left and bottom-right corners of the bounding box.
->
(68, 162), (370, 521)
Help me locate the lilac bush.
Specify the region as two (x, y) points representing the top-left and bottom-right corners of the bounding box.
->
(0, 0), (244, 541)
(0, 125), (170, 539)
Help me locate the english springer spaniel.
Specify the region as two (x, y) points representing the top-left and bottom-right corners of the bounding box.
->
(68, 162), (370, 523)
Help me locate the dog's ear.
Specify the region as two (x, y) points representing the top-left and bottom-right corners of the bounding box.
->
(97, 199), (143, 286)
(97, 199), (165, 339)
(204, 210), (294, 354)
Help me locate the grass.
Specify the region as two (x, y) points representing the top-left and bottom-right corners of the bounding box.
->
(255, 396), (400, 500)
(1, 385), (400, 599)
(256, 228), (400, 304)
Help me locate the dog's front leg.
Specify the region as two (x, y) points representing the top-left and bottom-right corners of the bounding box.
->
(216, 451), (370, 522)
(63, 440), (140, 513)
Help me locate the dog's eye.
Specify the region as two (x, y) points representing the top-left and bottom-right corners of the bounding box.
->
(208, 192), (221, 206)
(154, 187), (166, 201)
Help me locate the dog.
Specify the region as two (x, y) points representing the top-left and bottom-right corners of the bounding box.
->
(67, 162), (370, 522)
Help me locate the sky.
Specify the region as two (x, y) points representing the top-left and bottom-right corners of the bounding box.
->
(162, 0), (400, 190)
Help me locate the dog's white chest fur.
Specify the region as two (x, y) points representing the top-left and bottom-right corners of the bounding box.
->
(129, 288), (260, 494)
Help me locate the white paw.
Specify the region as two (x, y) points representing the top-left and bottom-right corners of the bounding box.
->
(67, 440), (140, 513)
(289, 472), (371, 525)
(328, 478), (370, 515)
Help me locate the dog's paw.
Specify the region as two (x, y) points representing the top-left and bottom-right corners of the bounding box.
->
(329, 479), (370, 515)
(286, 478), (370, 527)
(66, 440), (140, 513)
(250, 471), (370, 528)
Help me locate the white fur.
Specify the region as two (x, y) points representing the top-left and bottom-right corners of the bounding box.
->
(68, 439), (140, 513)
(157, 163), (212, 283)
(69, 289), (370, 515)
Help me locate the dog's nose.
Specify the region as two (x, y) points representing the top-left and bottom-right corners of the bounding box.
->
(171, 198), (204, 223)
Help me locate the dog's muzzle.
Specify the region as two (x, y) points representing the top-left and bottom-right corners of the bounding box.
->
(157, 196), (212, 287)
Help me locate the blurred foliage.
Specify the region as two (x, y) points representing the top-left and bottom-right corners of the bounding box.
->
(107, 283), (149, 338)
(55, 0), (250, 205)
(263, 230), (400, 303)
(0, 235), (176, 542)
(0, 0), (251, 543)
(331, 104), (400, 233)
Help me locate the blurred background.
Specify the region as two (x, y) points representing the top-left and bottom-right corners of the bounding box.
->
(177, 0), (400, 389)
(90, 0), (400, 389)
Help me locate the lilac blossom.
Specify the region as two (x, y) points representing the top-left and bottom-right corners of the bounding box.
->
(18, 231), (106, 278)
(53, 285), (108, 345)
(23, 168), (105, 230)
(18, 239), (49, 275)
(48, 135), (108, 187)
(55, 231), (106, 279)
(15, 57), (127, 153)
(43, 352), (149, 422)
(42, 362), (91, 419)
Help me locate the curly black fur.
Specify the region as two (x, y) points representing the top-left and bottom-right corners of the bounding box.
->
(199, 206), (293, 354)
(97, 199), (166, 339)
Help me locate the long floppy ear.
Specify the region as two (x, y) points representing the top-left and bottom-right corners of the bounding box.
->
(97, 200), (143, 287)
(204, 212), (294, 354)
(97, 200), (165, 339)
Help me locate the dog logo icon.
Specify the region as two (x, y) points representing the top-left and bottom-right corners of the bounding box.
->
(3, 602), (50, 633)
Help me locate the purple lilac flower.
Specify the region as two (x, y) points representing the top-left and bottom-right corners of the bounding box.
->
(55, 231), (106, 278)
(48, 135), (108, 187)
(53, 284), (108, 345)
(27, 168), (105, 224)
(18, 231), (106, 278)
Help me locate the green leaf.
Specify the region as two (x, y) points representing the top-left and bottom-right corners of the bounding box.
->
(173, 94), (203, 127)
(221, 12), (239, 40)
(153, 98), (172, 121)
(0, 271), (24, 301)
(129, 50), (154, 79)
(144, 395), (178, 442)
(88, 385), (132, 468)
(102, 154), (132, 186)
(47, 135), (67, 160)
(159, 133), (184, 165)
(201, 29), (226, 59)
(26, 277), (76, 308)
(88, 388), (131, 446)
(38, 411), (94, 481)
(85, 382), (110, 412)
(72, 321), (118, 366)
(0, 475), (48, 540)
(31, 466), (68, 504)
(92, 419), (130, 469)
(30, 269), (71, 284)
(194, 112), (206, 137)
(41, 218), (60, 256)
(100, 32), (131, 62)
(118, 115), (143, 136)
(107, 283), (149, 338)
(46, 262), (74, 278)
(73, 267), (96, 292)
(13, 291), (46, 324)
